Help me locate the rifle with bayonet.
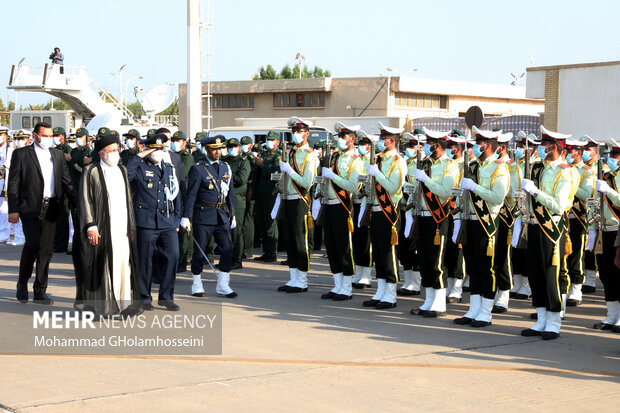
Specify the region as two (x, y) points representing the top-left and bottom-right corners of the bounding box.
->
(405, 137), (423, 239)
(513, 131), (531, 248)
(315, 136), (332, 226)
(588, 143), (606, 255)
(451, 132), (470, 245)
(271, 139), (288, 220)
(358, 138), (376, 226)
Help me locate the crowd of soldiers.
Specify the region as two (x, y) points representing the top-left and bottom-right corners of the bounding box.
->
(1, 117), (620, 339)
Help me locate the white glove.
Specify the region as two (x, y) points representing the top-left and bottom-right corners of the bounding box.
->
(0, 200), (7, 214)
(367, 164), (380, 177)
(461, 177), (477, 192)
(596, 179), (613, 195)
(270, 194), (282, 220)
(180, 217), (191, 230)
(322, 167), (336, 180)
(311, 198), (321, 220)
(357, 204), (366, 228)
(511, 219), (522, 248)
(586, 229), (597, 251)
(280, 161), (293, 175)
(230, 216), (237, 230)
(452, 219), (461, 244)
(404, 210), (413, 238)
(521, 179), (540, 197)
(414, 168), (429, 183)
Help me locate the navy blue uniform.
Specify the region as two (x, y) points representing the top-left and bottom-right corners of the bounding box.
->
(183, 159), (235, 273)
(126, 156), (181, 303)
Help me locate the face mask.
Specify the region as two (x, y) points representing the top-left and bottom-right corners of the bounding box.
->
(76, 137), (85, 147)
(423, 143), (433, 157)
(149, 150), (164, 164)
(537, 145), (548, 160)
(68, 142), (77, 149)
(565, 154), (573, 164)
(228, 147), (240, 157)
(607, 158), (619, 171)
(38, 136), (54, 149)
(515, 147), (525, 160)
(445, 148), (453, 159)
(171, 141), (183, 153)
(195, 142), (202, 150)
(241, 144), (251, 154)
(200, 147), (207, 156)
(337, 137), (349, 151)
(472, 144), (483, 159)
(14, 139), (25, 148)
(53, 137), (62, 146)
(358, 145), (368, 156)
(126, 139), (136, 149)
(292, 132), (304, 145)
(163, 141), (171, 152)
(266, 140), (276, 150)
(405, 148), (416, 158)
(582, 151), (592, 162)
(103, 151), (120, 166)
(377, 139), (386, 152)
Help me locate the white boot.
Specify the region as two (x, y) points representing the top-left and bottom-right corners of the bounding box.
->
(522, 307), (547, 336)
(419, 287), (435, 312)
(493, 290), (510, 313)
(286, 268), (298, 287)
(399, 270), (413, 291)
(427, 288), (446, 315)
(560, 294), (567, 319)
(216, 272), (237, 297)
(376, 282), (397, 308)
(510, 274), (523, 294)
(583, 269), (597, 290)
(351, 266), (362, 284)
(331, 273), (343, 294)
(515, 275), (531, 298)
(597, 301), (620, 328)
(448, 278), (464, 300)
(289, 270), (308, 291)
(411, 271), (421, 291)
(371, 279), (386, 301)
(463, 276), (470, 289)
(191, 273), (205, 297)
(543, 311), (562, 339)
(335, 275), (353, 298)
(457, 294), (481, 322)
(567, 283), (583, 304)
(472, 297), (494, 326)
(446, 278), (455, 296)
(358, 266), (372, 287)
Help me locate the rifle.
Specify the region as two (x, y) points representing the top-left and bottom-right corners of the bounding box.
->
(358, 138), (376, 226)
(513, 131), (531, 248)
(451, 132), (470, 245)
(404, 137), (423, 239)
(588, 143), (606, 255)
(315, 136), (332, 226)
(271, 139), (288, 220)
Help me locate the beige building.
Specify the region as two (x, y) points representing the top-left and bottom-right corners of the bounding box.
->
(179, 76), (543, 133)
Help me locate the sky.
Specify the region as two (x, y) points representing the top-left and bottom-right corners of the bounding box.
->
(2, 0), (619, 107)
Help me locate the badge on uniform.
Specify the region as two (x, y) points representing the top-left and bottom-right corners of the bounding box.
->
(147, 182), (153, 189)
(209, 183), (214, 189)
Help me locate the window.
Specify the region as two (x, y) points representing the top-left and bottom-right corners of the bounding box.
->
(395, 92), (448, 110)
(22, 116), (31, 129)
(33, 116), (41, 125)
(210, 94), (254, 109)
(43, 116), (52, 124)
(274, 92), (326, 108)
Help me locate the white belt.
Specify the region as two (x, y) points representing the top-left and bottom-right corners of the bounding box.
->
(420, 211), (433, 217)
(326, 199), (341, 205)
(568, 213), (576, 219)
(605, 225), (619, 232)
(528, 216), (561, 225)
(354, 199), (363, 204)
(284, 194), (301, 200)
(467, 215), (479, 221)
(372, 206), (382, 212)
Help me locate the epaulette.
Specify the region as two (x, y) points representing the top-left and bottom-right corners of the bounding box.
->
(495, 159), (505, 164)
(394, 154), (400, 161)
(352, 153), (359, 159)
(303, 147), (313, 153)
(560, 164), (572, 169)
(583, 165), (592, 170)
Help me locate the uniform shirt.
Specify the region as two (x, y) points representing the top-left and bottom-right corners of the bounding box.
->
(370, 149), (407, 206)
(326, 149), (363, 198)
(33, 143), (55, 198)
(530, 157), (573, 216)
(257, 148), (281, 193)
(183, 158), (234, 225)
(420, 153), (458, 211)
(285, 144), (319, 196)
(574, 161), (595, 202)
(589, 167), (620, 229)
(467, 155), (510, 217)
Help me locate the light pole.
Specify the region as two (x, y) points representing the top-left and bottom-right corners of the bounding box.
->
(125, 76), (143, 107)
(110, 64), (127, 107)
(295, 53), (305, 79)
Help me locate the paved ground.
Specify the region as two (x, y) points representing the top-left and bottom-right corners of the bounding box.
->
(0, 242), (618, 412)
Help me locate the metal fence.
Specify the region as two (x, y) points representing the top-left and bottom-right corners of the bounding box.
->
(410, 115), (540, 136)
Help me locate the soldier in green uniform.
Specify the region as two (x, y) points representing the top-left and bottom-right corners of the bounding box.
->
(120, 129), (141, 165)
(241, 136), (257, 259)
(253, 131), (282, 262)
(51, 127), (72, 252)
(193, 132), (207, 163)
(68, 128), (92, 188)
(225, 138), (251, 269)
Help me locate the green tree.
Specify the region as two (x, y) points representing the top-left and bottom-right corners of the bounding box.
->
(253, 64), (278, 80)
(252, 63), (331, 80)
(280, 64), (293, 79)
(43, 99), (69, 110)
(127, 101), (145, 116)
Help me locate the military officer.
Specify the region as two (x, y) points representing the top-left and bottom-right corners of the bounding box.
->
(453, 128), (510, 327)
(225, 138), (251, 270)
(241, 136), (258, 259)
(120, 129), (141, 164)
(52, 127), (72, 253)
(0, 126), (10, 243)
(314, 122), (363, 300)
(275, 117), (319, 293)
(513, 126), (574, 340)
(126, 134), (182, 310)
(581, 138), (601, 294)
(171, 131), (196, 272)
(254, 131), (281, 263)
(182, 135), (237, 298)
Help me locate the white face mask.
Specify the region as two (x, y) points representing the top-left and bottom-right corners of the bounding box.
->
(266, 140), (276, 150)
(103, 151), (120, 166)
(241, 144), (251, 154)
(15, 139), (26, 148)
(149, 150), (164, 164)
(76, 137), (85, 147)
(337, 137), (348, 150)
(292, 132), (305, 145)
(228, 147), (240, 157)
(38, 136), (54, 149)
(53, 137), (63, 146)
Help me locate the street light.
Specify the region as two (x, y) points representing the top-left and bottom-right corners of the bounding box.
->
(110, 64), (127, 107)
(295, 53), (306, 79)
(125, 76), (143, 107)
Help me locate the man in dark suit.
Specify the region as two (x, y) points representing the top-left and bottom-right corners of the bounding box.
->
(7, 122), (76, 304)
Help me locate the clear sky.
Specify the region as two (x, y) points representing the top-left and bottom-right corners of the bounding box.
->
(2, 0), (619, 107)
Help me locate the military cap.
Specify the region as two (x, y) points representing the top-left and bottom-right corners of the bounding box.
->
(110, 130), (120, 139)
(356, 130), (375, 144)
(66, 135), (76, 143)
(378, 122), (403, 137)
(123, 129), (141, 139)
(288, 116), (312, 130)
(607, 138), (620, 155)
(240, 136), (253, 145)
(172, 130), (186, 141)
(52, 127), (66, 136)
(147, 129), (157, 137)
(195, 131), (207, 140)
(449, 129), (464, 137)
(144, 133), (168, 149)
(266, 130), (280, 140)
(227, 138), (240, 147)
(540, 125), (571, 148)
(97, 127), (111, 139)
(0, 126), (8, 134)
(472, 126), (502, 141)
(422, 126), (449, 140)
(334, 122), (361, 135)
(413, 128), (425, 135)
(75, 127), (89, 137)
(13, 129), (31, 139)
(313, 140), (325, 150)
(201, 135), (226, 149)
(94, 134), (120, 153)
(402, 132), (426, 144)
(565, 138), (586, 150)
(580, 134), (599, 148)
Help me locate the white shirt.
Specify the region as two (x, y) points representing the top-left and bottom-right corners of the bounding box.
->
(33, 143), (55, 198)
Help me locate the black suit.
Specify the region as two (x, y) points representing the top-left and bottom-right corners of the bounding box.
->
(7, 144), (76, 296)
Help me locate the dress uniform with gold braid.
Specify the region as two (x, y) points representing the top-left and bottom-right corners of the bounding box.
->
(515, 126), (574, 340)
(453, 127), (510, 328)
(581, 140), (601, 294)
(411, 127), (459, 317)
(276, 117), (319, 293)
(351, 130), (374, 289)
(315, 122), (363, 301)
(360, 122), (407, 310)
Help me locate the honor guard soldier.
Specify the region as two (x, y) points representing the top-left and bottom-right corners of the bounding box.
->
(513, 126), (574, 340)
(225, 138), (251, 270)
(588, 139), (620, 331)
(0, 126), (10, 243)
(444, 131), (467, 303)
(351, 130), (374, 289)
(182, 135), (237, 298)
(411, 127), (459, 317)
(126, 134), (182, 311)
(52, 127), (72, 253)
(314, 122), (363, 301)
(453, 128), (510, 327)
(398, 131), (424, 296)
(564, 138), (594, 306)
(120, 129), (141, 164)
(254, 131), (282, 263)
(275, 117), (319, 293)
(581, 137), (601, 294)
(359, 123), (407, 309)
(240, 136), (258, 260)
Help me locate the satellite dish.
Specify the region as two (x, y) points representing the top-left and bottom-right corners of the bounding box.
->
(138, 84), (175, 114)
